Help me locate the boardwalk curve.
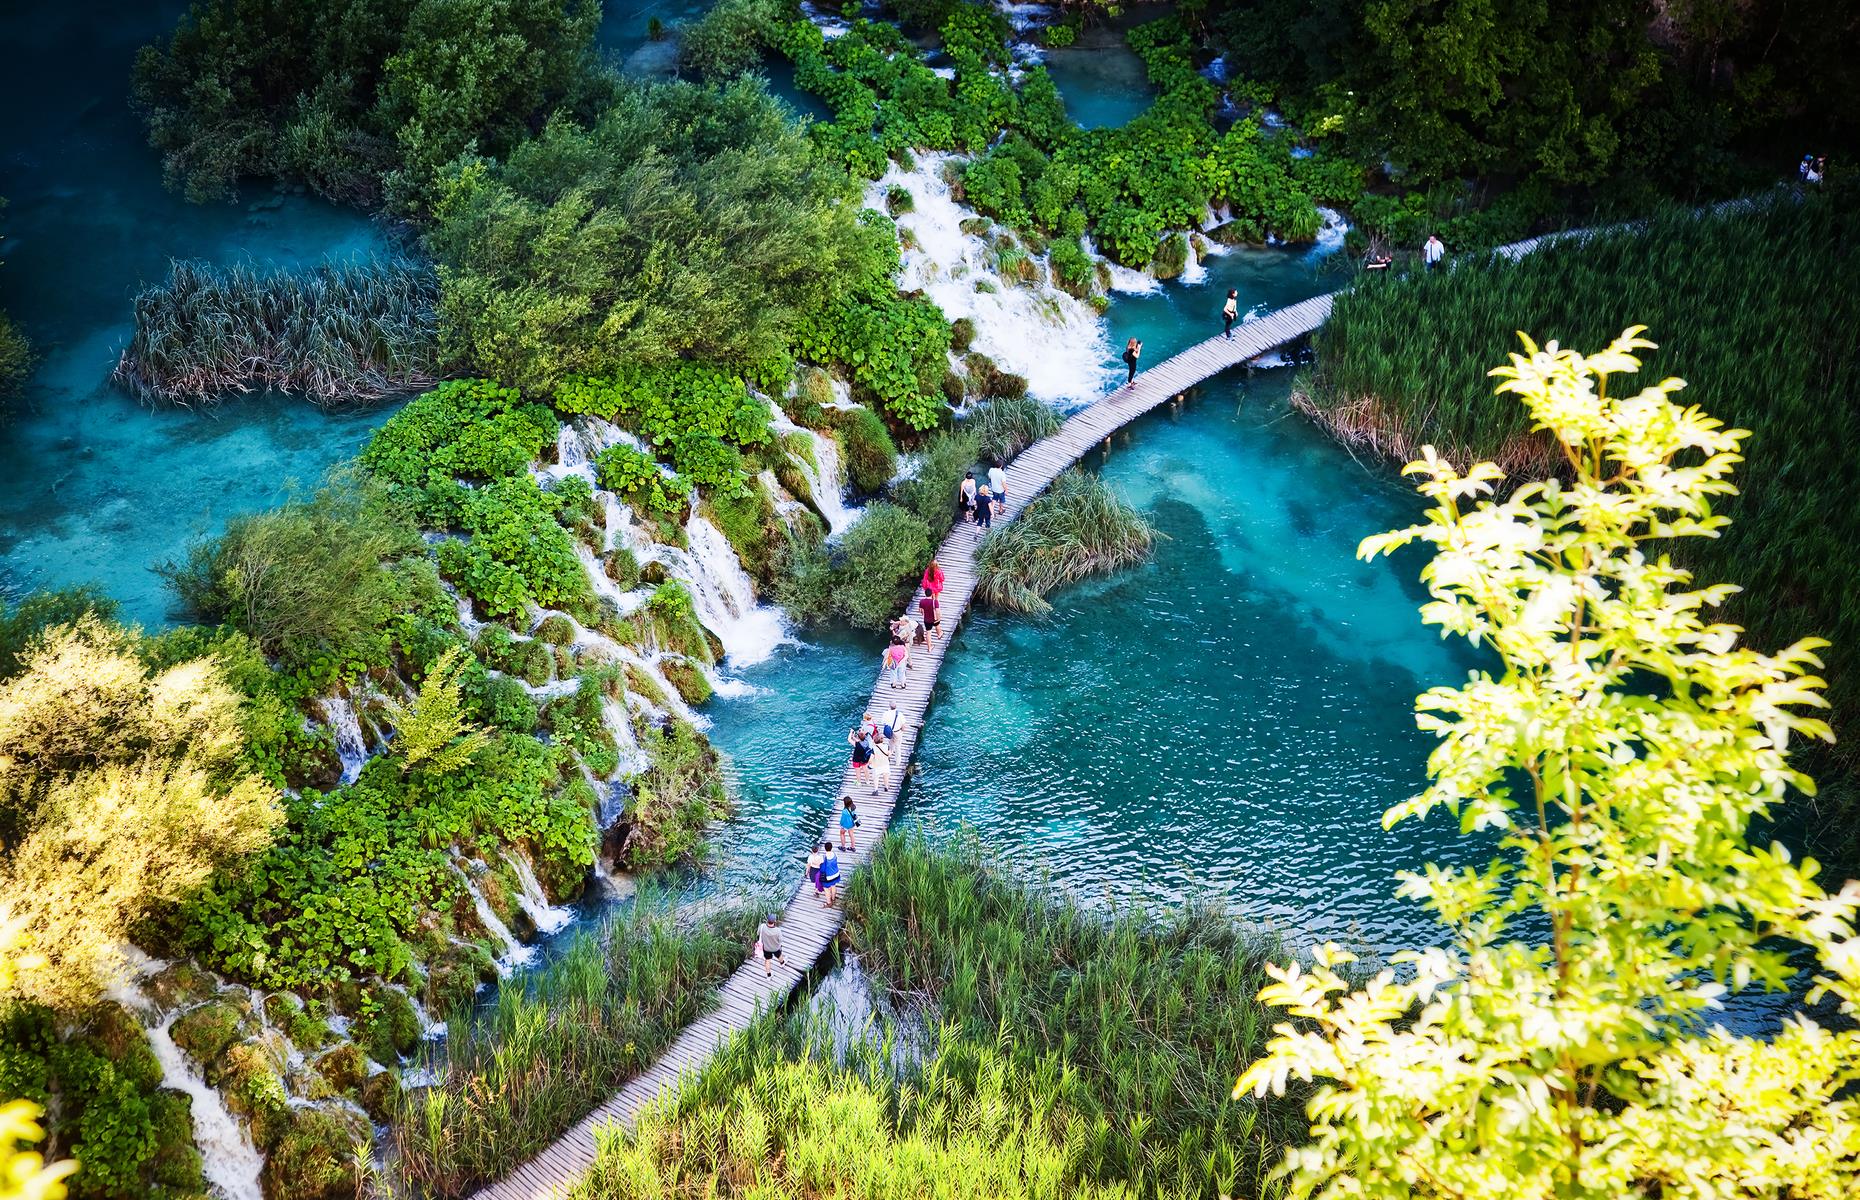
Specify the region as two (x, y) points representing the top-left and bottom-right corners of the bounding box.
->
(470, 298), (1334, 1200)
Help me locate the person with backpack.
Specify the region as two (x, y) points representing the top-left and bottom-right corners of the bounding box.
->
(817, 842), (841, 907)
(839, 796), (860, 851)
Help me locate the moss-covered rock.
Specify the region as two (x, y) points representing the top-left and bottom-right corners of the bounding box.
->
(603, 548), (641, 590)
(314, 1041), (367, 1095)
(835, 406), (898, 495)
(950, 316), (976, 352)
(221, 1037), (293, 1148)
(704, 487), (780, 586)
(259, 1105), (367, 1200)
(1152, 231), (1190, 279)
(535, 614), (575, 645)
(169, 1001), (246, 1068)
(359, 1067), (404, 1123)
(659, 658), (713, 707)
(145, 961), (216, 1012)
(148, 1090), (208, 1195)
(623, 664), (669, 709)
(90, 1001), (163, 1091)
(355, 986), (421, 1067)
(423, 941), (495, 1016)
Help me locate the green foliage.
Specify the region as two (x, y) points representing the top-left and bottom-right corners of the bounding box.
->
(594, 444), (690, 519)
(391, 897), (747, 1196)
(0, 1004), (203, 1200)
(170, 730), (592, 991)
(436, 475), (594, 620)
(381, 647), (492, 773)
(834, 407), (898, 494)
(966, 395), (1059, 462)
(560, 361), (770, 507)
(0, 314), (31, 402)
(542, 677), (619, 779)
(113, 256), (438, 409)
(363, 378), (559, 494)
(160, 475), (425, 673)
(617, 719), (730, 868)
(704, 488), (781, 587)
(976, 469), (1156, 613)
(640, 584), (713, 664)
(826, 502), (931, 629)
(1243, 329), (1860, 1197)
(427, 78), (871, 392)
(1303, 194), (1860, 862)
(892, 427), (980, 545)
(676, 0), (784, 81)
(0, 588), (120, 681)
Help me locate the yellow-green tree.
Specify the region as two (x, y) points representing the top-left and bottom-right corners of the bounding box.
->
(0, 618), (280, 1009)
(1238, 328), (1860, 1197)
(380, 645), (490, 773)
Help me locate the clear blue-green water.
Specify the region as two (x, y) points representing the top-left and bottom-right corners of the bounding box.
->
(0, 1), (393, 626)
(1039, 20), (1156, 131)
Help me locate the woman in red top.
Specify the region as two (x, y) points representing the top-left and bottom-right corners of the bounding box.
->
(920, 558), (944, 598)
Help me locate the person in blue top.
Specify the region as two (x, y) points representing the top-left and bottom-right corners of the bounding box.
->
(817, 841), (841, 907)
(838, 795), (859, 851)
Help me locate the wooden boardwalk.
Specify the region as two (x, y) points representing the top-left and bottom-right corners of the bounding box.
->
(470, 298), (1334, 1200)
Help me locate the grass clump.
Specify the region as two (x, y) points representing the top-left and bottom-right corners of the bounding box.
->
(834, 405), (899, 494)
(968, 394), (1060, 462)
(114, 257), (439, 408)
(976, 470), (1157, 614)
(391, 896), (747, 1197)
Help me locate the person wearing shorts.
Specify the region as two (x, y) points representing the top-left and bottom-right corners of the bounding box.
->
(849, 727), (874, 784)
(806, 844), (825, 890)
(839, 796), (859, 851)
(754, 916), (785, 977)
(919, 588), (940, 641)
(988, 461), (1007, 515)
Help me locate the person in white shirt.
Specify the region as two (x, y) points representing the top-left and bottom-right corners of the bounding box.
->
(1423, 235), (1445, 269)
(988, 461), (1007, 515)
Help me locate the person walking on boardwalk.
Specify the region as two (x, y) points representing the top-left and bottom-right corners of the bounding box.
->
(919, 586), (941, 642)
(869, 737), (893, 792)
(974, 484), (993, 530)
(959, 471), (978, 525)
(1423, 234), (1445, 269)
(849, 724), (875, 786)
(921, 558), (944, 600)
(806, 843), (825, 891)
(988, 460), (1008, 516)
(1122, 337), (1142, 385)
(878, 703), (902, 756)
(839, 796), (859, 851)
(818, 841), (841, 907)
(754, 915), (785, 977)
(1222, 289), (1239, 339)
(883, 639), (909, 690)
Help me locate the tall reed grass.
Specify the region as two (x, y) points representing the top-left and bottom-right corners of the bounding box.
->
(390, 894), (752, 1197)
(977, 469), (1159, 613)
(968, 393), (1061, 461)
(568, 835), (1305, 1198)
(115, 256), (439, 408)
(1302, 189), (1860, 860)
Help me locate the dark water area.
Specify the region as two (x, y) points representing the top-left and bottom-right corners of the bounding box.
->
(0, 1), (392, 626)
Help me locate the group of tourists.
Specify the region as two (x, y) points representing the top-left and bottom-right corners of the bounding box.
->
(1801, 153), (1828, 185)
(957, 462), (1009, 528)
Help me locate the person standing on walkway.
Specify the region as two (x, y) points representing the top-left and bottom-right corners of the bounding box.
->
(869, 738), (893, 792)
(919, 586), (941, 642)
(883, 640), (909, 690)
(959, 471), (978, 525)
(849, 725), (874, 786)
(1122, 337), (1142, 385)
(878, 703), (902, 756)
(974, 485), (993, 530)
(806, 843), (825, 891)
(839, 796), (859, 851)
(988, 460), (1008, 516)
(1423, 234), (1445, 269)
(921, 559), (944, 600)
(754, 915), (785, 977)
(818, 842), (841, 907)
(1222, 289), (1239, 338)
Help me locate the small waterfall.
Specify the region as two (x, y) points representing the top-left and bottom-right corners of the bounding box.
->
(658, 517), (789, 667)
(506, 852), (574, 936)
(1311, 206), (1350, 257)
(319, 697), (367, 785)
(602, 696), (649, 777)
(1180, 237), (1209, 285)
(874, 155), (1113, 404)
(769, 409), (862, 537)
(454, 863), (535, 974)
(1090, 238), (1163, 295)
(109, 969), (265, 1200)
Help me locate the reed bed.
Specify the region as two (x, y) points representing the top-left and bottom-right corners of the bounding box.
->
(114, 256), (440, 408)
(569, 835), (1304, 1199)
(1302, 190), (1860, 800)
(968, 393), (1062, 461)
(977, 469), (1159, 613)
(390, 894), (752, 1198)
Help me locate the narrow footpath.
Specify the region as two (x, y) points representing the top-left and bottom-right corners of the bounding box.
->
(472, 295), (1335, 1200)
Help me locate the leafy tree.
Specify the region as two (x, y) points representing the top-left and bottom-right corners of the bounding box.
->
(1238, 329), (1860, 1197)
(676, 0), (784, 81)
(0, 619), (280, 1008)
(379, 646), (490, 773)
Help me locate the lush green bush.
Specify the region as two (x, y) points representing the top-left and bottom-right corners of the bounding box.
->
(113, 257), (438, 408)
(676, 0), (784, 81)
(594, 443), (690, 519)
(967, 395), (1059, 462)
(617, 718), (731, 867)
(891, 427), (980, 545)
(363, 378), (559, 494)
(392, 896), (748, 1196)
(1302, 192), (1860, 868)
(0, 587), (119, 680)
(427, 78), (872, 392)
(131, 0), (602, 210)
(704, 487), (782, 586)
(827, 501), (931, 628)
(437, 475), (595, 620)
(834, 406), (899, 494)
(976, 469), (1157, 613)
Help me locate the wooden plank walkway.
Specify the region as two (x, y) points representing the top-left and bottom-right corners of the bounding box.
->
(468, 300), (1333, 1200)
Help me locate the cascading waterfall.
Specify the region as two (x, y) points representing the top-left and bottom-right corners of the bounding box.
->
(1311, 206), (1350, 256)
(506, 851), (574, 936)
(872, 154), (1113, 403)
(663, 516), (789, 667)
(109, 966), (265, 1200)
(319, 697), (368, 785)
(453, 862), (536, 974)
(768, 409), (861, 537)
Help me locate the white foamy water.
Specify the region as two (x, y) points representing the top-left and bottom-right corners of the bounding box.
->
(769, 407), (862, 536)
(319, 697), (367, 785)
(455, 863), (535, 974)
(1180, 237), (1208, 285)
(507, 852), (574, 936)
(1088, 238), (1162, 295)
(1311, 207), (1350, 257)
(873, 155), (1113, 404)
(664, 516), (790, 666)
(109, 963), (265, 1200)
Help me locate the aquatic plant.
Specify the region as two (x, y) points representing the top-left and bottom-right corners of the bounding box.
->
(391, 895), (748, 1197)
(975, 469), (1157, 614)
(1300, 193), (1860, 865)
(114, 257), (440, 408)
(1243, 329), (1860, 1197)
(823, 502), (932, 629)
(966, 394), (1060, 461)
